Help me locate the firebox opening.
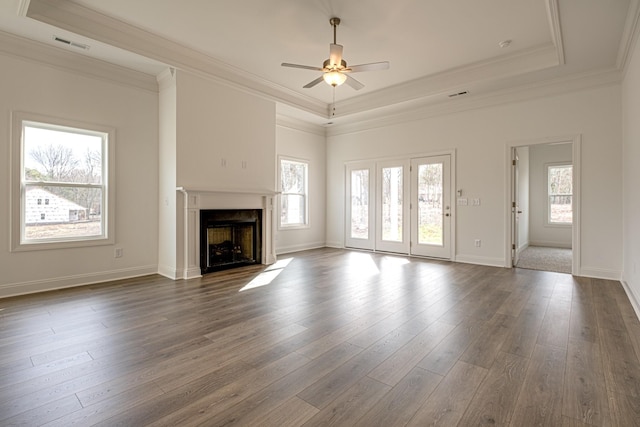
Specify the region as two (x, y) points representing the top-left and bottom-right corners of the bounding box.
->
(200, 209), (262, 274)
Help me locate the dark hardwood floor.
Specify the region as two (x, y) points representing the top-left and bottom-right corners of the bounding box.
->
(1, 248), (639, 426)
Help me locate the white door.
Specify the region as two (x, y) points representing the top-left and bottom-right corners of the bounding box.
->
(512, 149), (521, 266)
(375, 160), (410, 253)
(345, 163), (375, 250)
(410, 155), (452, 259)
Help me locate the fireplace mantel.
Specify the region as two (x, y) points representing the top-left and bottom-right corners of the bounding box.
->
(176, 187), (277, 279)
(176, 187), (279, 196)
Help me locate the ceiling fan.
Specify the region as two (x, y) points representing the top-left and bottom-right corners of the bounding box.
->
(281, 17), (389, 90)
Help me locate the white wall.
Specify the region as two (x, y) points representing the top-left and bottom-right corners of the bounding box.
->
(275, 123), (326, 254)
(327, 84), (622, 278)
(528, 143), (573, 248)
(175, 71), (276, 191)
(0, 50), (159, 298)
(622, 32), (640, 316)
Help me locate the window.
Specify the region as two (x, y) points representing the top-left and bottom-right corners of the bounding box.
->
(547, 164), (573, 225)
(11, 112), (115, 250)
(279, 157), (308, 228)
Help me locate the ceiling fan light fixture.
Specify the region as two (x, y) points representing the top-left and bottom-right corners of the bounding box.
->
(323, 70), (347, 87)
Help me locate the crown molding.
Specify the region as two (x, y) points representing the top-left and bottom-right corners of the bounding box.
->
(326, 68), (622, 137)
(332, 43), (560, 119)
(618, 0), (640, 74)
(0, 30), (158, 92)
(545, 0), (565, 65)
(17, 0), (31, 16)
(276, 114), (326, 136)
(26, 0), (327, 118)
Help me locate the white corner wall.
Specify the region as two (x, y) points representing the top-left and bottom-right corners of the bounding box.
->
(327, 84), (622, 279)
(622, 30), (640, 316)
(275, 123), (327, 254)
(0, 50), (159, 298)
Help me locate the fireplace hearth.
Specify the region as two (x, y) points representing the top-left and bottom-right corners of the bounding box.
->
(200, 209), (262, 274)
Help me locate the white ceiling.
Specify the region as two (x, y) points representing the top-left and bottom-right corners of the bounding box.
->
(0, 0), (638, 125)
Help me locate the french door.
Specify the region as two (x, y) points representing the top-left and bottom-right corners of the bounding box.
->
(410, 155), (452, 259)
(345, 163), (375, 250)
(346, 154), (452, 259)
(375, 160), (410, 253)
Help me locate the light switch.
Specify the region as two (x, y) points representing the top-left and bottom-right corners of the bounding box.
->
(472, 198), (481, 206)
(457, 198), (468, 206)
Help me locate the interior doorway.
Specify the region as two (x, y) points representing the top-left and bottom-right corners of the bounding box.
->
(507, 136), (581, 275)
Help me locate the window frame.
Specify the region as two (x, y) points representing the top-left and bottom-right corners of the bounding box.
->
(278, 156), (309, 230)
(10, 111), (116, 251)
(545, 162), (573, 227)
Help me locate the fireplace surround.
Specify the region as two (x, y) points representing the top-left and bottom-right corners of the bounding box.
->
(175, 187), (277, 280)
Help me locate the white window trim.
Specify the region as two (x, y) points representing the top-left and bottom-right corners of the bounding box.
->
(545, 162), (572, 227)
(278, 156), (310, 230)
(10, 111), (116, 251)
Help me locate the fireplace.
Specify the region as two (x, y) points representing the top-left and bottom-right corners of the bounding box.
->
(199, 209), (262, 274)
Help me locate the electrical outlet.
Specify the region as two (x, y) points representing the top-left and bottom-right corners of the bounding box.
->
(472, 198), (481, 206)
(114, 248), (123, 258)
(474, 239), (481, 247)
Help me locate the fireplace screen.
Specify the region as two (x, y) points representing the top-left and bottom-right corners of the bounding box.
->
(200, 209), (262, 274)
(207, 223), (255, 267)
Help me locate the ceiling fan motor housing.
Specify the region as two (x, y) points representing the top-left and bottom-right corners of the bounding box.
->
(323, 58), (347, 70)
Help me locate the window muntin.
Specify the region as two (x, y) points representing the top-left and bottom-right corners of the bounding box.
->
(547, 164), (573, 225)
(280, 158), (308, 228)
(12, 113), (114, 250)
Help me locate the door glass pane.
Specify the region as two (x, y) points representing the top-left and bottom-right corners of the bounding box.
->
(418, 163), (443, 246)
(381, 166), (403, 242)
(350, 169), (369, 239)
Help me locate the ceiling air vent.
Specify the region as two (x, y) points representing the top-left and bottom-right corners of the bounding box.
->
(53, 36), (90, 51)
(448, 91), (468, 98)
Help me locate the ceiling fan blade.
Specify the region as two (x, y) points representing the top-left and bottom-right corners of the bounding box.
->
(347, 61), (390, 73)
(344, 74), (364, 90)
(282, 63), (323, 71)
(303, 76), (325, 88)
(329, 44), (343, 66)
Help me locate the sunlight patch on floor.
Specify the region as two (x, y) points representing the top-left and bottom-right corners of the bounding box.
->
(239, 257), (293, 292)
(348, 252), (381, 275)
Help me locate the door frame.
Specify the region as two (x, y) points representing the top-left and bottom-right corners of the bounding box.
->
(505, 135), (581, 275)
(512, 149), (521, 266)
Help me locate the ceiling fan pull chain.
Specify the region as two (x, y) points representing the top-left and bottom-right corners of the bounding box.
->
(332, 87), (336, 116)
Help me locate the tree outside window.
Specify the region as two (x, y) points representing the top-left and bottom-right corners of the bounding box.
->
(280, 158), (308, 227)
(547, 164), (573, 224)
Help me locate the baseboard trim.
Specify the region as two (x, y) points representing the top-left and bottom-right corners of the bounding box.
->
(578, 267), (621, 281)
(158, 264), (179, 280)
(454, 255), (507, 268)
(529, 241), (572, 249)
(0, 265), (158, 299)
(324, 241), (344, 249)
(276, 242), (326, 255)
(621, 279), (640, 322)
